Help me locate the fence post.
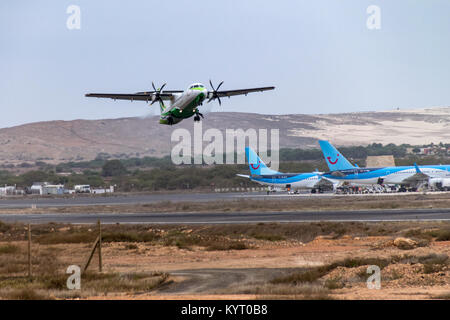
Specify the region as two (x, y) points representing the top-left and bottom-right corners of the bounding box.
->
(27, 224), (31, 278)
(98, 220), (102, 272)
(83, 236), (99, 273)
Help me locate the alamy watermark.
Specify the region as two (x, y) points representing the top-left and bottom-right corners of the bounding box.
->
(366, 265), (381, 290)
(171, 122), (279, 171)
(367, 5), (381, 30)
(66, 5), (81, 30)
(66, 265), (81, 290)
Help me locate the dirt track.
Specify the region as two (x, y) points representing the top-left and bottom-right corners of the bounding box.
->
(156, 268), (298, 295)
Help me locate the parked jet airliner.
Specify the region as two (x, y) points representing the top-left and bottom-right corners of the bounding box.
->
(86, 81), (274, 125)
(319, 140), (450, 191)
(237, 147), (332, 193)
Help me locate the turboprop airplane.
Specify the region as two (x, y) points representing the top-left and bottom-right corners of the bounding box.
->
(319, 140), (450, 191)
(86, 81), (275, 125)
(237, 147), (333, 193)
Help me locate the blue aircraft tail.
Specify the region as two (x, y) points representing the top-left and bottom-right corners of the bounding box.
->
(318, 140), (356, 171)
(245, 147), (279, 176)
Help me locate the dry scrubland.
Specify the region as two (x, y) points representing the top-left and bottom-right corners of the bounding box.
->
(0, 220), (450, 299)
(2, 108), (450, 163)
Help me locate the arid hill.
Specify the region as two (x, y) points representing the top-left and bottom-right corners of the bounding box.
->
(0, 107), (449, 164)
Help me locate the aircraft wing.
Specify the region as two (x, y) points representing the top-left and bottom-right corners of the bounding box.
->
(210, 87), (275, 99)
(401, 173), (429, 188)
(313, 176), (334, 188)
(85, 92), (180, 102)
(236, 174), (250, 179)
(330, 171), (346, 178)
(400, 163), (430, 187)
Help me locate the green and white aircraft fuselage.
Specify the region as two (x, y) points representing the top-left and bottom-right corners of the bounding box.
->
(86, 81), (275, 125)
(158, 83), (208, 125)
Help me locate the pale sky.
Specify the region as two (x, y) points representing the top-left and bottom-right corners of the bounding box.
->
(1, 0), (450, 128)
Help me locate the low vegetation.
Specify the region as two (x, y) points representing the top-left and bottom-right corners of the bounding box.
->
(0, 238), (170, 299)
(2, 221), (450, 248)
(2, 142), (450, 191)
(271, 257), (391, 285)
(270, 252), (449, 293)
(0, 221), (449, 299)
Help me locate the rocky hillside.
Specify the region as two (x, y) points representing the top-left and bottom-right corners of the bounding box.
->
(1, 107), (449, 164)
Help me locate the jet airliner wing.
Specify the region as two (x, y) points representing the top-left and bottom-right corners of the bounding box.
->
(313, 177), (334, 188)
(400, 163), (430, 187)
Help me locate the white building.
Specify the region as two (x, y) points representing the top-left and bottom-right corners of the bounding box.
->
(91, 186), (115, 194)
(42, 184), (65, 195)
(74, 185), (91, 193)
(0, 185), (16, 196)
(30, 182), (48, 195)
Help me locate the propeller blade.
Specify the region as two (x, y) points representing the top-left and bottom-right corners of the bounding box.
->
(160, 83), (167, 92)
(207, 80), (224, 105)
(152, 82), (156, 91)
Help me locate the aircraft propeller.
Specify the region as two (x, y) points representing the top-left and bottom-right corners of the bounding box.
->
(151, 82), (167, 106)
(207, 80), (224, 105)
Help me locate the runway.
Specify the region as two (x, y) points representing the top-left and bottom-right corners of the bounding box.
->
(1, 208), (449, 224)
(0, 191), (443, 209)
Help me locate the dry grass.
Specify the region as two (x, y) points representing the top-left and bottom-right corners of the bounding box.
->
(0, 220), (450, 299)
(0, 244), (20, 254)
(270, 252), (450, 296)
(4, 288), (51, 300)
(217, 281), (332, 300)
(433, 292), (450, 300)
(0, 234), (170, 300)
(271, 257), (391, 285)
(271, 258), (392, 289)
(1, 221), (450, 249)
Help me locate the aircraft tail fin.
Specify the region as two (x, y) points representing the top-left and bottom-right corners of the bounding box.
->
(245, 147), (279, 176)
(318, 140), (356, 172)
(414, 162), (422, 173)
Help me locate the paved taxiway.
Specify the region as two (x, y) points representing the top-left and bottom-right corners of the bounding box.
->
(0, 208), (449, 224)
(0, 192), (262, 209)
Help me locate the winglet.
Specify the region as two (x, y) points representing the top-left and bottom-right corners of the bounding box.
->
(414, 163), (421, 173)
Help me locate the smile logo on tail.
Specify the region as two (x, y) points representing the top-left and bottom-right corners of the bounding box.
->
(250, 161), (260, 170)
(327, 154), (339, 165)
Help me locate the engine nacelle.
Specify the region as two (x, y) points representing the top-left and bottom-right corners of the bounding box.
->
(429, 178), (450, 190)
